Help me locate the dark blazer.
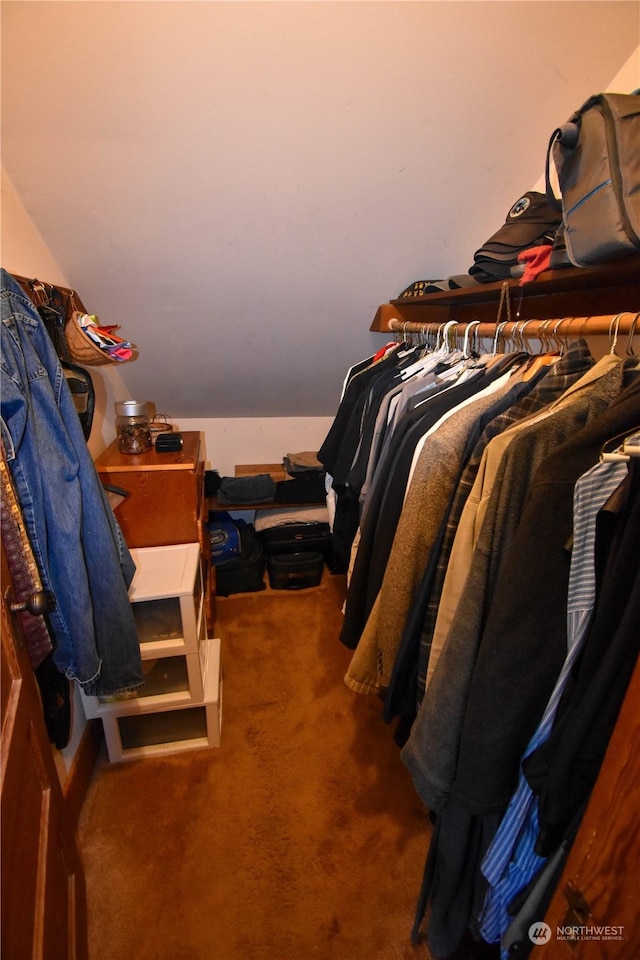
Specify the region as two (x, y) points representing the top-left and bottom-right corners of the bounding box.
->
(452, 368), (640, 813)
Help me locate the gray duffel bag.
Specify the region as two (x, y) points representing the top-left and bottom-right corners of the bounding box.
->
(545, 91), (640, 267)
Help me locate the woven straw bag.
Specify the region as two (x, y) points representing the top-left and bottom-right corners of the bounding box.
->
(65, 310), (123, 367)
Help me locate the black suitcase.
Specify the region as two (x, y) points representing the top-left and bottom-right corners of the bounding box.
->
(259, 522), (333, 563)
(216, 541), (266, 596)
(216, 521), (266, 596)
(267, 551), (324, 590)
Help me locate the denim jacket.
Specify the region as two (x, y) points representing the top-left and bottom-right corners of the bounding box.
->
(1, 269), (143, 696)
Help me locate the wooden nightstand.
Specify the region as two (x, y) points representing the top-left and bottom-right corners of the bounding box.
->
(95, 431), (214, 632)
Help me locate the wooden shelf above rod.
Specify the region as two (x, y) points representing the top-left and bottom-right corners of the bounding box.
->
(371, 258), (640, 332)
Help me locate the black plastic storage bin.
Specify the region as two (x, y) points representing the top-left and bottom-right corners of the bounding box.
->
(267, 551), (324, 590)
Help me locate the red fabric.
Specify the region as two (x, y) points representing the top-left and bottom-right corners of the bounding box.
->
(373, 342), (397, 361)
(518, 245), (552, 285)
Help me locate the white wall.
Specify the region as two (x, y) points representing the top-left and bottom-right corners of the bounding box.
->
(3, 1), (638, 425)
(179, 416), (334, 477)
(3, 168), (333, 470)
(2, 168), (126, 459)
(4, 37), (639, 476)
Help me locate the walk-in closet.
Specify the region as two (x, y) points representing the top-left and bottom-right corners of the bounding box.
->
(2, 3), (639, 959)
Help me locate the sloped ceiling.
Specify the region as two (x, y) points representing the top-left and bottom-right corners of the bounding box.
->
(2, 1), (638, 418)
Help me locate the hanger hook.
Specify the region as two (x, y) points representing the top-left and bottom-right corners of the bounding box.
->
(462, 320), (481, 358)
(540, 318), (555, 352)
(517, 318), (535, 353)
(609, 313), (624, 355)
(443, 319), (458, 338)
(578, 316), (591, 339)
(626, 312), (640, 357)
(492, 321), (508, 356)
(551, 318), (565, 352)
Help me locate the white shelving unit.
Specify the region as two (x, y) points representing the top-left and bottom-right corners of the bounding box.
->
(81, 543), (222, 762)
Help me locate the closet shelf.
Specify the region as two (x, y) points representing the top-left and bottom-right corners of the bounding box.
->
(370, 258), (640, 331)
(208, 463), (326, 512)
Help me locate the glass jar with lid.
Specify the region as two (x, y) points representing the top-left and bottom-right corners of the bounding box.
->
(114, 400), (152, 455)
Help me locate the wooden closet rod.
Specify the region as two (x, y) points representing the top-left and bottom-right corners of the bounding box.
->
(388, 312), (640, 341)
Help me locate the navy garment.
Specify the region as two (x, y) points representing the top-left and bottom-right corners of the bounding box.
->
(318, 346), (405, 478)
(331, 484), (361, 574)
(217, 473), (276, 504)
(411, 801), (500, 956)
(273, 470), (326, 504)
(318, 346), (409, 572)
(345, 364), (410, 495)
(331, 348), (424, 489)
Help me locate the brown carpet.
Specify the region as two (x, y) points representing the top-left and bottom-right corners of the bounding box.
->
(78, 571), (433, 960)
